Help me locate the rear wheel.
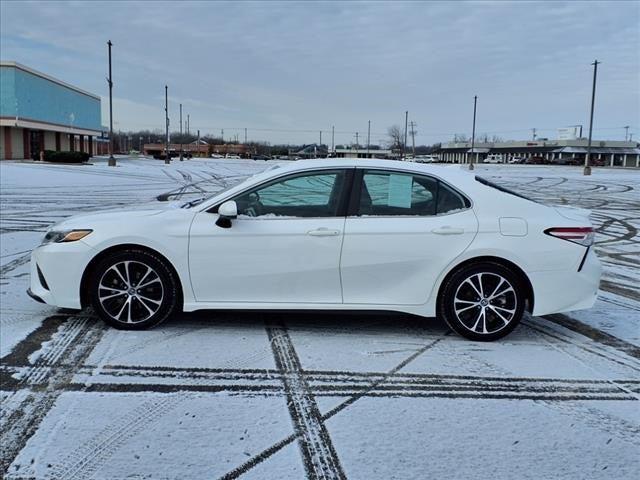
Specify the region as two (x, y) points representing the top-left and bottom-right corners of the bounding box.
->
(90, 249), (179, 330)
(438, 262), (525, 341)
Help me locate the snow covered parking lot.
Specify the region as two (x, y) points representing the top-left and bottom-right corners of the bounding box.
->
(1, 158), (639, 479)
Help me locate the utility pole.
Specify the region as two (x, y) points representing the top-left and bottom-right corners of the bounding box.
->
(403, 111), (409, 161)
(179, 103), (183, 161)
(319, 130), (322, 147)
(331, 125), (335, 153)
(624, 125), (630, 141)
(186, 114), (190, 136)
(367, 120), (371, 157)
(584, 60), (600, 176)
(164, 85), (170, 164)
(221, 129), (224, 142)
(244, 127), (247, 144)
(532, 128), (537, 141)
(355, 132), (359, 157)
(107, 40), (116, 166)
(197, 130), (200, 157)
(469, 95), (477, 170)
(409, 121), (417, 158)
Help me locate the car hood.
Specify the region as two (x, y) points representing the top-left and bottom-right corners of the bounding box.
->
(48, 201), (184, 231)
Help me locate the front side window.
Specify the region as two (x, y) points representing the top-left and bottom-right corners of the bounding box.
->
(232, 170), (346, 218)
(357, 170), (469, 216)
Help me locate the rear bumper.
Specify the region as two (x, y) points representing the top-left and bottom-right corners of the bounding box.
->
(26, 288), (46, 304)
(529, 248), (601, 316)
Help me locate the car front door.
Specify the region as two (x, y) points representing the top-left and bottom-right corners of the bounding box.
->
(340, 169), (478, 305)
(188, 168), (352, 304)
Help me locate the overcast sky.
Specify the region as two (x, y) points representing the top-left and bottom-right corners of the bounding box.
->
(1, 0), (639, 145)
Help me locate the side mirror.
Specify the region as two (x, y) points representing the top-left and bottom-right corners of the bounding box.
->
(216, 200), (237, 228)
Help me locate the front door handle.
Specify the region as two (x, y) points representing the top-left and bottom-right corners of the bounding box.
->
(307, 228), (341, 237)
(432, 226), (464, 235)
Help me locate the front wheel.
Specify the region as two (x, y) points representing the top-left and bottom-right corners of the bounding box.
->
(90, 249), (180, 330)
(438, 262), (526, 341)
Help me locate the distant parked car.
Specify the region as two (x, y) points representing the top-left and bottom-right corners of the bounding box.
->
(225, 154), (241, 159)
(28, 158), (601, 341)
(415, 155), (439, 163)
(252, 155), (271, 161)
(508, 157), (525, 164)
(484, 154), (504, 164)
(525, 156), (547, 165)
(558, 157), (583, 166)
(211, 154), (224, 159)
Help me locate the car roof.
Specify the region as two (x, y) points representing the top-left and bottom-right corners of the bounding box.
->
(272, 157), (475, 182)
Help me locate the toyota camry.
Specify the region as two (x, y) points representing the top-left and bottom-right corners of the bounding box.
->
(28, 159), (601, 340)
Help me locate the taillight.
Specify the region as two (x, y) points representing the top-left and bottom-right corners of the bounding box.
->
(544, 227), (595, 247)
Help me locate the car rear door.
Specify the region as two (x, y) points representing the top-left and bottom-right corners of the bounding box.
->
(188, 168), (353, 304)
(340, 169), (478, 305)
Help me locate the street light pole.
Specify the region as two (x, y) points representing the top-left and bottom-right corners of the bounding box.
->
(469, 95), (477, 171)
(403, 111), (408, 161)
(584, 60), (600, 176)
(107, 40), (116, 167)
(165, 85), (170, 164)
(179, 103), (184, 161)
(367, 120), (371, 157)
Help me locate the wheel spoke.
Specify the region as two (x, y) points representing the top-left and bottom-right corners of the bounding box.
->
(477, 273), (485, 297)
(114, 297), (130, 321)
(137, 294), (162, 306)
(464, 278), (483, 299)
(137, 277), (161, 289)
(134, 296), (155, 316)
(99, 291), (127, 301)
(136, 266), (153, 287)
(488, 278), (505, 299)
(489, 306), (511, 325)
(454, 299), (477, 305)
(493, 305), (516, 314)
(108, 265), (128, 286)
(455, 304), (478, 315)
(489, 285), (514, 301)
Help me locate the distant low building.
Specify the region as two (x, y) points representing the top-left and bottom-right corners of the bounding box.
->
(333, 147), (395, 159)
(0, 61), (105, 160)
(437, 139), (639, 167)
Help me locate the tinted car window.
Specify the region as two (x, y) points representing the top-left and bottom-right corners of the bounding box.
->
(232, 170), (346, 218)
(357, 170), (469, 216)
(359, 171), (437, 216)
(437, 182), (468, 214)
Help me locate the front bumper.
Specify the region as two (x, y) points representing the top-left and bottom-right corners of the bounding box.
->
(28, 240), (95, 309)
(529, 248), (602, 316)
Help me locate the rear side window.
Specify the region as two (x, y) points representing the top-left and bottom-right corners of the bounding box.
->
(357, 170), (470, 216)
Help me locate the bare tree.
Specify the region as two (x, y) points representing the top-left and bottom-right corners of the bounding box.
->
(491, 135), (504, 143)
(453, 133), (469, 143)
(387, 125), (403, 149)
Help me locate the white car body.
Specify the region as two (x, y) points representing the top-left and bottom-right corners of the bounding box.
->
(484, 154), (504, 164)
(30, 158), (600, 322)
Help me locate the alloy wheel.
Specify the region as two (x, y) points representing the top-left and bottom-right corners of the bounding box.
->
(98, 260), (164, 324)
(453, 272), (517, 335)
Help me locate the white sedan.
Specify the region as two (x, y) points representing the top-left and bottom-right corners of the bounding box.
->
(28, 159), (601, 341)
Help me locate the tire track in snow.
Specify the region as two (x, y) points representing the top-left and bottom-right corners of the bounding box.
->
(265, 320), (346, 480)
(0, 316), (105, 476)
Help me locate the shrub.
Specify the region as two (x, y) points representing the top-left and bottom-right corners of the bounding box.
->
(43, 150), (90, 163)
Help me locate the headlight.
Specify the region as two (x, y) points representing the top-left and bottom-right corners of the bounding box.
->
(41, 229), (93, 245)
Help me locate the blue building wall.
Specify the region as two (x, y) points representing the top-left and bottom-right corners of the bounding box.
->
(0, 65), (101, 131)
(0, 66), (17, 117)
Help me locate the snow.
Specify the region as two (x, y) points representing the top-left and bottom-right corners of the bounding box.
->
(1, 158), (639, 479)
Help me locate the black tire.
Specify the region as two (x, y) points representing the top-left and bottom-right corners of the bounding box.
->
(438, 261), (525, 341)
(90, 249), (180, 330)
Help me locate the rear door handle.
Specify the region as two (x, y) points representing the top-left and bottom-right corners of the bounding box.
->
(432, 226), (464, 235)
(307, 228), (341, 237)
